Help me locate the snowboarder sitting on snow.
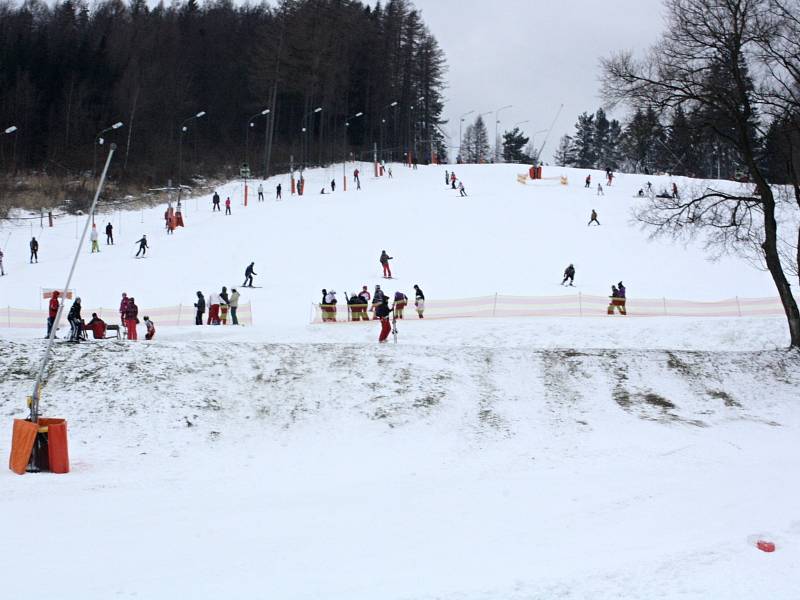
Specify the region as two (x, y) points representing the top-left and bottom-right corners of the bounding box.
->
(413, 284), (425, 319)
(243, 262), (257, 287)
(562, 264), (575, 286)
(68, 297), (83, 342)
(194, 291), (206, 325)
(393, 291), (408, 319)
(588, 209), (600, 226)
(135, 235), (148, 257)
(376, 297), (392, 343)
(380, 250), (393, 278)
(86, 313), (107, 339)
(144, 316), (156, 340)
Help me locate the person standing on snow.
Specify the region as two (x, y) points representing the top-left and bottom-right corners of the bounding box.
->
(672, 182), (679, 199)
(445, 170), (449, 186)
(413, 284), (425, 319)
(119, 292), (129, 326)
(194, 291), (206, 325)
(90, 225), (100, 253)
(324, 290), (338, 322)
(561, 264), (576, 286)
(135, 235), (148, 257)
(125, 297), (139, 339)
(380, 250), (393, 278)
(354, 168), (361, 190)
(585, 174), (591, 188)
(243, 262), (257, 287)
(143, 316), (156, 340)
(371, 285), (385, 319)
(588, 209), (600, 226)
(47, 290), (60, 336)
(207, 290), (221, 325)
(393, 290), (408, 319)
(212, 192), (221, 211)
(331, 179), (336, 192)
(68, 297), (83, 342)
(105, 222), (114, 245)
(30, 237), (39, 263)
(376, 297), (392, 343)
(229, 288), (240, 325)
(358, 285), (371, 303)
(276, 183), (282, 200)
(258, 182), (264, 202)
(219, 286), (230, 324)
(458, 181), (467, 197)
(225, 197), (232, 215)
(597, 183), (604, 196)
(450, 172), (457, 189)
(617, 281), (627, 315)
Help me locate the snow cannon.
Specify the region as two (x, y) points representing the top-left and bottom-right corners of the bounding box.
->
(9, 400), (70, 474)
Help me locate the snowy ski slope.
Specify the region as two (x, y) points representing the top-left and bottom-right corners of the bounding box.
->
(0, 163), (798, 599)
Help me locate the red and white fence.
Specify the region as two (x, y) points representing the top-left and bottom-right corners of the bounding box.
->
(0, 302), (253, 329)
(311, 294), (785, 323)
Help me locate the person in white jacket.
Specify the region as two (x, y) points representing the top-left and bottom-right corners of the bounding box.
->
(90, 225), (100, 253)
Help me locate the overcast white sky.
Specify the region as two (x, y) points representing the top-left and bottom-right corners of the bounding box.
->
(406, 0), (667, 160)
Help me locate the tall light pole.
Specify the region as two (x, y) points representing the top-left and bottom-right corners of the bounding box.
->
(344, 111), (364, 190)
(245, 108), (270, 168)
(178, 110), (206, 188)
(94, 121), (123, 178)
(458, 110), (474, 162)
(301, 106), (322, 168)
(3, 125), (17, 172)
(494, 105), (512, 163)
(379, 101), (398, 162)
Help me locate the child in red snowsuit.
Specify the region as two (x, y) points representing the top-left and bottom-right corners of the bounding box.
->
(125, 298), (139, 340)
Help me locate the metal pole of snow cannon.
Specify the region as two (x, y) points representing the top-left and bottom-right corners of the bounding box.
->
(29, 144), (117, 427)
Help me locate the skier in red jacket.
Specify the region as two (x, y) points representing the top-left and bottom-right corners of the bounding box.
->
(47, 290), (60, 337)
(125, 297), (139, 340)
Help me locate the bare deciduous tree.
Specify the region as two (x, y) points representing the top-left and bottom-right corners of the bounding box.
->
(602, 0), (800, 348)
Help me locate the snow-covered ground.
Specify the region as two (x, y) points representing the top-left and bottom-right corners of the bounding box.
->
(1, 163), (798, 598)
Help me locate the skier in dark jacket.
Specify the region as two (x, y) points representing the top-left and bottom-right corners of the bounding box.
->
(194, 291), (206, 325)
(380, 250), (393, 278)
(135, 235), (148, 257)
(371, 285), (386, 319)
(243, 262), (257, 287)
(562, 264), (576, 286)
(588, 209), (600, 226)
(105, 222), (114, 244)
(212, 192), (221, 211)
(30, 237), (39, 263)
(68, 297), (83, 342)
(413, 284), (425, 318)
(376, 297), (392, 342)
(219, 286), (231, 324)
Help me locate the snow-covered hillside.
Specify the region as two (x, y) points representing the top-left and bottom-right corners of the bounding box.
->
(1, 163), (798, 599)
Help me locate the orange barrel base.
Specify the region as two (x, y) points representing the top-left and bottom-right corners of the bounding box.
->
(8, 417), (69, 475)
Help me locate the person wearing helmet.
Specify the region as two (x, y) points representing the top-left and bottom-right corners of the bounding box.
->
(143, 316), (156, 340)
(562, 264), (576, 286)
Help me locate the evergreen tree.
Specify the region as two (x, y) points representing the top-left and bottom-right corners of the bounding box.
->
(553, 134), (574, 166)
(501, 127), (530, 163)
(569, 112), (596, 168)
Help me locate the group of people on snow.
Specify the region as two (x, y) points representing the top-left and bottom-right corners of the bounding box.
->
(44, 291), (155, 342)
(444, 170), (467, 196)
(194, 287), (242, 326)
(320, 284), (425, 342)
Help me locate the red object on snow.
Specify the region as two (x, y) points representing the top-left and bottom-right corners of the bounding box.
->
(756, 540), (776, 553)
